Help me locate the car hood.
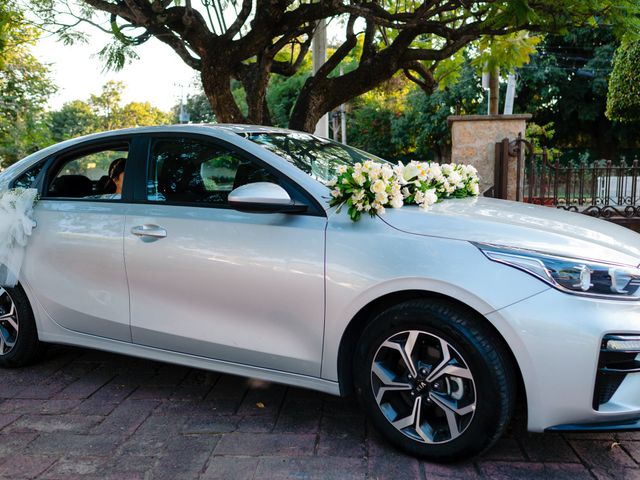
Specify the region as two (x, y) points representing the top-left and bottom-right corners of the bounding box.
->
(379, 196), (640, 266)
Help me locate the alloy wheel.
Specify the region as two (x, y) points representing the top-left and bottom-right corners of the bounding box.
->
(371, 330), (476, 444)
(0, 288), (19, 356)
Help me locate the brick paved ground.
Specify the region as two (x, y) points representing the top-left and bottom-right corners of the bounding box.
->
(0, 346), (638, 480)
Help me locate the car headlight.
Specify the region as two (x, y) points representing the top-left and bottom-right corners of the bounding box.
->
(474, 243), (640, 300)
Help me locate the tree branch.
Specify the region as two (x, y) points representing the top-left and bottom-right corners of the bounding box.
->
(224, 0), (253, 39)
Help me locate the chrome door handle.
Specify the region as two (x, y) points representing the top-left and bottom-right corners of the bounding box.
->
(131, 224), (167, 239)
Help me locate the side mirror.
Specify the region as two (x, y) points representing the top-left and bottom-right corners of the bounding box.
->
(228, 182), (307, 213)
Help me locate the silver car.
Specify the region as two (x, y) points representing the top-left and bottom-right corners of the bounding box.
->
(2, 124), (640, 461)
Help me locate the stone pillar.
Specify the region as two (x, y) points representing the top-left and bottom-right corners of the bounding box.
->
(448, 114), (531, 199)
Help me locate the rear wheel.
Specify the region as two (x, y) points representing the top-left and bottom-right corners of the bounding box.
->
(0, 285), (44, 368)
(354, 299), (516, 462)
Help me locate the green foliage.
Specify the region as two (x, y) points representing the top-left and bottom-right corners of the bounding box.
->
(515, 26), (640, 157)
(267, 56), (312, 128)
(346, 62), (484, 163)
(48, 100), (98, 142)
(0, 5), (55, 167)
(606, 41), (640, 122)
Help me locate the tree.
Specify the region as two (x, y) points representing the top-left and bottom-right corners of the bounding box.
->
(0, 4), (55, 167)
(515, 26), (640, 158)
(49, 82), (173, 141)
(606, 41), (640, 123)
(26, 0), (640, 132)
(49, 100), (99, 142)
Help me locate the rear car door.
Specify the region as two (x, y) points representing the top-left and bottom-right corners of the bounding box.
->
(20, 136), (143, 342)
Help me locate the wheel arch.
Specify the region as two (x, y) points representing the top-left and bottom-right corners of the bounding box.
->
(336, 289), (527, 412)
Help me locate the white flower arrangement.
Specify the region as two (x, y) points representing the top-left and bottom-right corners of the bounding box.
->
(328, 160), (480, 222)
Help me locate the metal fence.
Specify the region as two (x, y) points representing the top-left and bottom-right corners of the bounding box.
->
(495, 135), (640, 231)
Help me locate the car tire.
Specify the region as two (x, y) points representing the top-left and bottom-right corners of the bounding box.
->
(0, 285), (44, 368)
(354, 298), (516, 462)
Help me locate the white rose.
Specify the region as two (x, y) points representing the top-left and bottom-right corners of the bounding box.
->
(336, 165), (347, 174)
(381, 164), (394, 181)
(326, 178), (337, 187)
(390, 195), (404, 209)
(331, 189), (341, 198)
(470, 182), (479, 195)
(375, 192), (388, 204)
(371, 179), (386, 194)
(353, 173), (366, 186)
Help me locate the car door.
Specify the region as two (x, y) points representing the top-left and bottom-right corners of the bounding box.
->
(21, 137), (142, 342)
(124, 134), (327, 376)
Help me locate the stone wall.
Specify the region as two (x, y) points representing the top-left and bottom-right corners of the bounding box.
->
(448, 114), (531, 199)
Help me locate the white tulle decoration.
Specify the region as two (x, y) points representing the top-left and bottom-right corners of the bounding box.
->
(0, 188), (38, 287)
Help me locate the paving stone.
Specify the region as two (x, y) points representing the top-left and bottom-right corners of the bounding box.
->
(214, 433), (316, 456)
(273, 396), (322, 434)
(40, 456), (109, 478)
(570, 440), (637, 469)
(89, 376), (140, 402)
(237, 414), (278, 432)
(423, 461), (481, 479)
(317, 414), (366, 457)
(591, 467), (640, 480)
(91, 399), (160, 435)
(0, 413), (20, 431)
(519, 433), (580, 462)
(5, 414), (102, 434)
(482, 437), (526, 461)
(26, 433), (123, 456)
(12, 382), (68, 400)
(0, 385), (26, 398)
(621, 441), (640, 463)
(201, 456), (259, 480)
(53, 372), (114, 399)
(367, 430), (421, 479)
(236, 382), (286, 416)
(150, 434), (219, 479)
(0, 454), (57, 478)
(255, 457), (367, 480)
(73, 398), (119, 416)
(0, 432), (38, 455)
(181, 414), (240, 434)
(135, 412), (189, 436)
(478, 461), (592, 479)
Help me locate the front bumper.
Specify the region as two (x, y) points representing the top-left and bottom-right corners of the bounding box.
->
(486, 288), (640, 432)
(547, 417), (640, 432)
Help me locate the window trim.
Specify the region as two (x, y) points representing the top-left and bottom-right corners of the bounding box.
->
(134, 132), (326, 217)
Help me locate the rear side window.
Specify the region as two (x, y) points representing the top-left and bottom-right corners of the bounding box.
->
(45, 143), (129, 199)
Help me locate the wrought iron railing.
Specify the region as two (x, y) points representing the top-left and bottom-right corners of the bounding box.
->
(524, 148), (640, 219)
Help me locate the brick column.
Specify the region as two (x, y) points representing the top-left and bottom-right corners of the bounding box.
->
(448, 114), (531, 199)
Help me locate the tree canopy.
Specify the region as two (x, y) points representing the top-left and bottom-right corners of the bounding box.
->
(24, 0), (640, 131)
(0, 3), (55, 166)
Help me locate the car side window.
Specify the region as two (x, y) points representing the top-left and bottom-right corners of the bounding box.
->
(45, 144), (130, 199)
(13, 162), (44, 189)
(147, 137), (278, 206)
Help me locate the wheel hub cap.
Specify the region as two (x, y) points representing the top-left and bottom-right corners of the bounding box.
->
(0, 288), (18, 356)
(371, 330), (476, 444)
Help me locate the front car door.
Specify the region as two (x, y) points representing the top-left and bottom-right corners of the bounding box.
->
(21, 136), (142, 342)
(124, 134), (327, 376)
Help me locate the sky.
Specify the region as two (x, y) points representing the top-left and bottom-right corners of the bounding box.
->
(33, 29), (201, 112)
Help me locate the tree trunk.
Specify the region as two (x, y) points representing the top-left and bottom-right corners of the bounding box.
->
(489, 67), (500, 115)
(201, 60), (246, 124)
(238, 59), (273, 126)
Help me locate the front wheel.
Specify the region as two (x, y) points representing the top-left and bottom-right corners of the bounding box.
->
(354, 299), (516, 462)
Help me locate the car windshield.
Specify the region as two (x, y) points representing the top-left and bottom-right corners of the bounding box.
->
(243, 131), (390, 184)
